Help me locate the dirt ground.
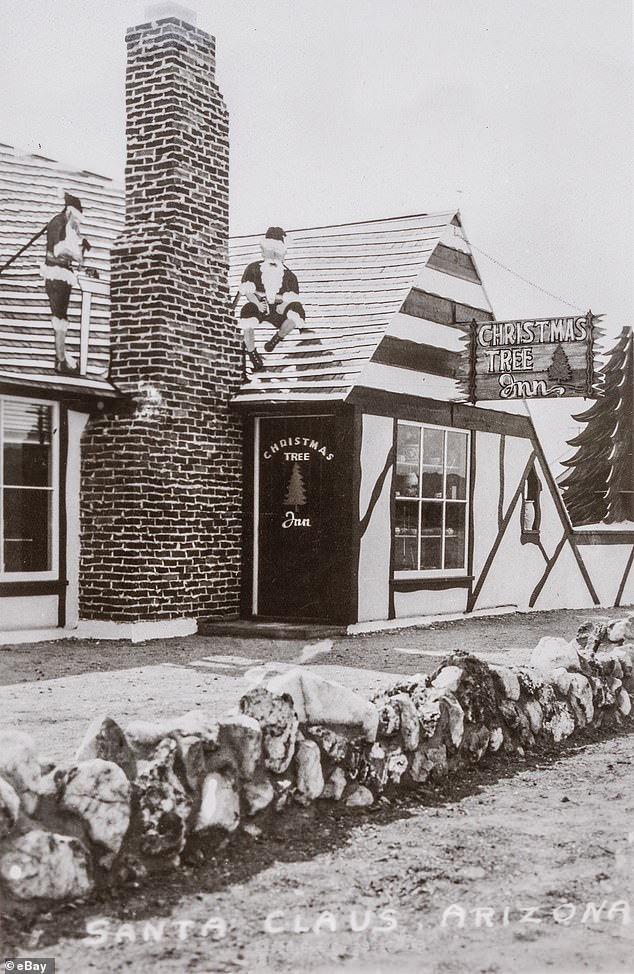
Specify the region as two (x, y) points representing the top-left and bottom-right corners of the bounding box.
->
(1, 606), (630, 686)
(1, 606), (633, 973)
(3, 720), (633, 974)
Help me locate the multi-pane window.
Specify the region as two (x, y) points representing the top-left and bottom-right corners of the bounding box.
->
(394, 422), (469, 574)
(0, 399), (56, 575)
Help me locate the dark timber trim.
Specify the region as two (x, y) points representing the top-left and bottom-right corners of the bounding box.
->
(240, 415), (255, 619)
(388, 418), (398, 620)
(615, 547), (634, 608)
(349, 406), (363, 625)
(371, 337), (458, 377)
(573, 531), (634, 546)
(427, 243), (482, 284)
(348, 388), (532, 438)
(392, 576), (473, 593)
(57, 404), (69, 628)
(0, 580), (63, 597)
(498, 434), (506, 530)
(529, 533), (568, 608)
(359, 444), (396, 538)
(467, 429), (476, 587)
(400, 288), (495, 329)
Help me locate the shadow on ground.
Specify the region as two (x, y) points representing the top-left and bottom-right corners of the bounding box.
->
(4, 715), (632, 952)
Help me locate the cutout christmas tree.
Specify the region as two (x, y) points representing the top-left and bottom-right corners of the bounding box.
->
(547, 344), (572, 383)
(284, 462), (307, 507)
(560, 328), (634, 525)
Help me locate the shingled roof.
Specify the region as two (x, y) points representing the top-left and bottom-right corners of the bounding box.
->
(0, 144), (124, 397)
(229, 213), (494, 405)
(1, 146), (495, 406)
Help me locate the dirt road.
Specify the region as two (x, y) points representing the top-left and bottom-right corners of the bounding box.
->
(4, 722), (633, 974)
(2, 606), (633, 973)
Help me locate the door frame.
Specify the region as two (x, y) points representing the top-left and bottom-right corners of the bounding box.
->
(251, 412), (340, 618)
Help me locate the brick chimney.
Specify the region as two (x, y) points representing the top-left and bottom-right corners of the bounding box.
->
(79, 8), (243, 628)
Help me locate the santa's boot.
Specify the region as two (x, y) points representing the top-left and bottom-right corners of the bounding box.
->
(247, 347), (264, 372)
(242, 324), (264, 372)
(52, 317), (79, 375)
(264, 332), (282, 353)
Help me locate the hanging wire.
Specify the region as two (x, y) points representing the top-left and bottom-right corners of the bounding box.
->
(454, 227), (585, 313)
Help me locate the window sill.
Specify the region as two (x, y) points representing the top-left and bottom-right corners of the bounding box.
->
(392, 574), (473, 592)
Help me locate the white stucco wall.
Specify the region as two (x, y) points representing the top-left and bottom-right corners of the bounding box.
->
(1, 596), (58, 630)
(576, 544), (634, 607)
(357, 414), (394, 622)
(394, 586), (468, 618)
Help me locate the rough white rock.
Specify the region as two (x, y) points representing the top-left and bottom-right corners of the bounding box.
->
(345, 785), (374, 808)
(195, 773), (240, 832)
(617, 689), (631, 716)
(242, 775), (275, 816)
(294, 740), (324, 802)
(390, 694), (420, 751)
(488, 727), (504, 752)
(60, 759), (131, 855)
(568, 673), (594, 724)
(490, 665), (521, 701)
(136, 738), (192, 857)
(409, 743), (448, 783)
(544, 702), (576, 743)
(267, 668), (379, 742)
(419, 689), (464, 748)
(431, 666), (463, 693)
(0, 776), (20, 838)
(215, 715), (262, 779)
(0, 830), (92, 900)
(385, 748), (408, 785)
(607, 618), (634, 643)
(126, 711), (220, 755)
(75, 715), (137, 779)
(0, 730), (43, 815)
(530, 637), (579, 672)
(240, 686), (298, 774)
(522, 699), (543, 736)
(320, 767), (347, 801)
(547, 667), (574, 696)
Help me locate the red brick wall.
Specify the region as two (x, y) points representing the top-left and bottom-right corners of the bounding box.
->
(79, 16), (242, 622)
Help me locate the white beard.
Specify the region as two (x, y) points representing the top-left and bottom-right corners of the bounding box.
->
(261, 259), (283, 304)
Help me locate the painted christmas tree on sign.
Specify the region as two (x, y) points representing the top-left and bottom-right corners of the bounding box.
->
(284, 462), (307, 508)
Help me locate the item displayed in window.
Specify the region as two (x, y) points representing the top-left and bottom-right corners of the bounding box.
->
(394, 423), (469, 573)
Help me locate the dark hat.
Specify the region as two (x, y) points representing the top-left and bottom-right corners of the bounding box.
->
(265, 226), (286, 242)
(64, 192), (83, 213)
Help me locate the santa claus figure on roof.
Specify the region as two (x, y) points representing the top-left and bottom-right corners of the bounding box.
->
(237, 226), (305, 372)
(41, 192), (90, 374)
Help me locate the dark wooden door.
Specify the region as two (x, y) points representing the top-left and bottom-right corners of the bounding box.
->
(256, 415), (347, 621)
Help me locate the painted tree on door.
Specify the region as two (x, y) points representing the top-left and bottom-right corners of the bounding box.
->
(284, 462), (307, 507)
(560, 327), (633, 525)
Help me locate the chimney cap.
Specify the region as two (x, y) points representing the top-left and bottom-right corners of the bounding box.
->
(144, 2), (198, 25)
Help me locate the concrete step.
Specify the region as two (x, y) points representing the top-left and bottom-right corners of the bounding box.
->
(198, 619), (346, 641)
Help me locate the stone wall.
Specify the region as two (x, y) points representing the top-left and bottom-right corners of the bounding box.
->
(79, 15), (242, 623)
(0, 614), (632, 907)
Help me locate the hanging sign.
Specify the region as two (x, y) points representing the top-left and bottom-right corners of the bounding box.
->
(460, 311), (603, 403)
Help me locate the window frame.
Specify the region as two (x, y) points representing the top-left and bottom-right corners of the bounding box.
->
(0, 396), (60, 582)
(393, 420), (471, 579)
